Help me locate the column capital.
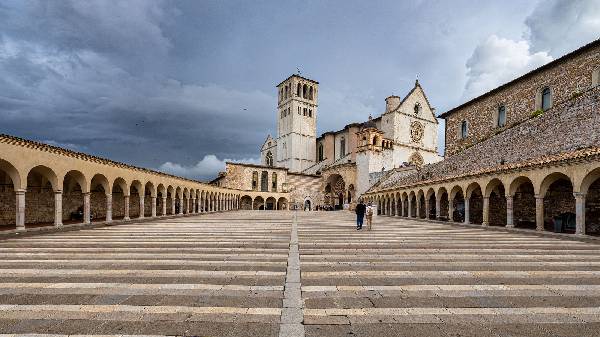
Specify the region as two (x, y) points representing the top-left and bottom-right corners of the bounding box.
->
(534, 194), (544, 200)
(15, 189), (26, 195)
(83, 191), (91, 196)
(573, 192), (587, 198)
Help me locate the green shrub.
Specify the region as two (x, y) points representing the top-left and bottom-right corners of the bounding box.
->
(531, 109), (544, 117)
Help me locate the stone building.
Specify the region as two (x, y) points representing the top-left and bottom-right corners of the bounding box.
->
(364, 38), (600, 237)
(215, 75), (442, 210)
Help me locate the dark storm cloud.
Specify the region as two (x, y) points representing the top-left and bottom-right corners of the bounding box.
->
(0, 0), (598, 180)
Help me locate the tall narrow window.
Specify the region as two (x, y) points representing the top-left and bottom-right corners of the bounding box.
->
(252, 171), (258, 190)
(272, 173), (277, 192)
(266, 151), (273, 166)
(460, 121), (468, 139)
(296, 84), (301, 96)
(340, 137), (346, 158)
(303, 84), (308, 98)
(593, 67), (600, 87)
(497, 105), (506, 127)
(541, 87), (552, 111)
(285, 86), (289, 99)
(303, 108), (307, 116)
(308, 109), (312, 117)
(261, 171), (268, 192)
(414, 102), (421, 115)
(309, 87), (314, 100)
(318, 143), (324, 161)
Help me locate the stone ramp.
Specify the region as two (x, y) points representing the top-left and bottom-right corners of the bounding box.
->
(0, 211), (292, 336)
(297, 212), (600, 337)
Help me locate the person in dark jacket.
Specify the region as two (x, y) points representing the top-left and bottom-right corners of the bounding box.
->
(355, 199), (366, 230)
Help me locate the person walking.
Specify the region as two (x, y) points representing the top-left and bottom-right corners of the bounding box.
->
(366, 202), (374, 230)
(355, 199), (366, 230)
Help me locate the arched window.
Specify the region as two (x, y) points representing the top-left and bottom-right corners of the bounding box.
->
(303, 84), (308, 98)
(296, 83), (301, 96)
(308, 109), (312, 117)
(303, 108), (307, 116)
(414, 102), (421, 115)
(541, 87), (552, 111)
(497, 105), (506, 128)
(285, 85), (289, 99)
(266, 151), (273, 167)
(460, 120), (468, 139)
(272, 173), (277, 192)
(252, 171), (258, 190)
(309, 86), (314, 100)
(340, 137), (346, 158)
(373, 136), (379, 146)
(261, 171), (268, 192)
(318, 143), (324, 161)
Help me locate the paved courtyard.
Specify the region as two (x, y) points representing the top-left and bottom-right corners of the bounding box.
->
(0, 211), (600, 336)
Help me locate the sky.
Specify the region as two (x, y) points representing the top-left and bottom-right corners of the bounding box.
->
(0, 0), (599, 180)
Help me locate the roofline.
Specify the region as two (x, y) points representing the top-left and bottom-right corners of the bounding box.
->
(224, 161), (290, 171)
(0, 133), (214, 185)
(438, 37), (600, 119)
(276, 74), (319, 87)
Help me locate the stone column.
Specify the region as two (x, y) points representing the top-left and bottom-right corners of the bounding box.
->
(464, 197), (470, 224)
(151, 196), (157, 217)
(162, 197), (167, 216)
(574, 192), (586, 235)
(105, 194), (112, 223)
(172, 198), (176, 215)
(15, 189), (25, 230)
(505, 195), (514, 228)
(187, 198), (190, 214)
(54, 191), (63, 227)
(425, 198), (430, 219)
(400, 199), (405, 217)
(436, 197), (441, 220)
(407, 198), (412, 217)
(139, 195), (145, 219)
(416, 199), (421, 218)
(124, 195), (130, 220)
(535, 195), (544, 231)
(178, 198), (183, 215)
(481, 196), (489, 226)
(83, 192), (91, 224)
(449, 198), (455, 222)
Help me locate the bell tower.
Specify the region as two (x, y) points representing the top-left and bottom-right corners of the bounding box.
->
(275, 74), (318, 172)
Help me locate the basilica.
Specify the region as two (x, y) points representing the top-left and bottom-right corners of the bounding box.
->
(212, 75), (442, 210)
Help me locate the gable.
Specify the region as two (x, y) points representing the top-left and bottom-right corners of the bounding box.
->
(399, 84), (438, 123)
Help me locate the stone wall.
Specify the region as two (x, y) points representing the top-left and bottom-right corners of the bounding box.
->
(444, 41), (599, 157)
(372, 86), (600, 191)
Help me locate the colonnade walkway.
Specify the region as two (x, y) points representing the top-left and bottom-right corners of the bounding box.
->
(0, 211), (600, 336)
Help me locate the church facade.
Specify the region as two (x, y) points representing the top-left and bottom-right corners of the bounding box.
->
(213, 74), (442, 210)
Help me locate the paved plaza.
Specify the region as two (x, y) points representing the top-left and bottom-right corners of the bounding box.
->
(0, 211), (600, 336)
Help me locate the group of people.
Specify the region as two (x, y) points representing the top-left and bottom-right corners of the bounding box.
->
(354, 199), (374, 230)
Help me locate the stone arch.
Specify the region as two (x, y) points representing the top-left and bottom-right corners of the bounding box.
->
(240, 195), (252, 210)
(277, 197), (288, 210)
(485, 178), (506, 226)
(25, 165), (59, 226)
(582, 167), (600, 235)
(508, 176), (536, 229)
(408, 191), (417, 217)
(395, 192), (401, 215)
(253, 196), (265, 210)
(112, 178), (128, 220)
(401, 192), (408, 216)
(437, 187), (449, 220)
(90, 173), (110, 222)
(425, 188), (436, 219)
(167, 185), (175, 214)
(449, 185), (464, 222)
(144, 182), (156, 217)
(465, 182), (483, 224)
(408, 152), (424, 167)
(540, 172), (575, 232)
(266, 196), (276, 210)
(129, 180), (144, 218)
(157, 184), (166, 216)
(62, 170), (88, 224)
(0, 159), (20, 228)
(324, 174), (346, 210)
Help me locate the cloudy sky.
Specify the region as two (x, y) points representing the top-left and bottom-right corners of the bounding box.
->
(0, 0), (598, 180)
